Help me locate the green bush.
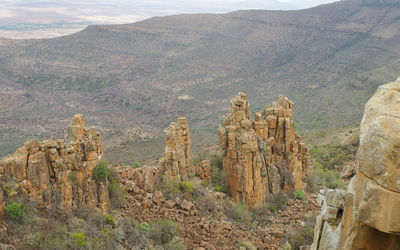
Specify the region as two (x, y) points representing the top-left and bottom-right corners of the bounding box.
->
(150, 219), (179, 245)
(104, 214), (114, 225)
(160, 177), (180, 200)
(69, 232), (86, 247)
(139, 222), (150, 232)
(108, 175), (126, 209)
(179, 181), (194, 195)
(133, 162), (141, 168)
(92, 161), (109, 182)
(293, 190), (306, 202)
(5, 201), (25, 223)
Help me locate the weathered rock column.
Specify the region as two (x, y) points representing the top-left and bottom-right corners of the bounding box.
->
(0, 114), (109, 220)
(160, 117), (193, 181)
(218, 92), (310, 207)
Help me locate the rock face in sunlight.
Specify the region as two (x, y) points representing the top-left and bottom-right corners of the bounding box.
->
(0, 114), (109, 219)
(218, 92), (310, 207)
(312, 79), (400, 249)
(160, 117), (194, 181)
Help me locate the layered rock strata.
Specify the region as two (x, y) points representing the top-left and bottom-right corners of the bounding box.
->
(160, 117), (193, 181)
(312, 79), (400, 249)
(0, 114), (109, 218)
(218, 92), (310, 207)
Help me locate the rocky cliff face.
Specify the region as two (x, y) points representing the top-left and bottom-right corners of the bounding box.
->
(0, 114), (109, 219)
(312, 79), (400, 249)
(160, 117), (193, 181)
(218, 92), (310, 207)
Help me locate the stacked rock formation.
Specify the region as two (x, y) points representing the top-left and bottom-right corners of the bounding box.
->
(160, 117), (193, 181)
(0, 114), (109, 219)
(195, 159), (211, 180)
(218, 92), (310, 207)
(312, 79), (400, 249)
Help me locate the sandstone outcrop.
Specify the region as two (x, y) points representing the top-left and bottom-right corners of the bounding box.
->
(312, 79), (400, 249)
(0, 114), (109, 218)
(160, 117), (193, 181)
(195, 159), (211, 180)
(218, 92), (310, 207)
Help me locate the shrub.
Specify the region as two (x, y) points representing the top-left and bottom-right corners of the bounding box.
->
(118, 217), (149, 247)
(293, 190), (306, 202)
(164, 237), (186, 250)
(150, 219), (179, 245)
(24, 232), (42, 247)
(179, 181), (194, 195)
(104, 214), (114, 225)
(160, 177), (180, 200)
(108, 175), (126, 209)
(235, 240), (257, 250)
(92, 161), (109, 182)
(288, 225), (314, 250)
(224, 202), (253, 224)
(69, 232), (86, 247)
(133, 162), (141, 168)
(198, 193), (217, 212)
(139, 222), (150, 232)
(307, 166), (347, 192)
(5, 201), (25, 223)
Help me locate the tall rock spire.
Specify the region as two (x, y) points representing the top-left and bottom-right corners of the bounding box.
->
(218, 92), (310, 207)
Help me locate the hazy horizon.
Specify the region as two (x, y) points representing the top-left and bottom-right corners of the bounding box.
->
(0, 0), (340, 39)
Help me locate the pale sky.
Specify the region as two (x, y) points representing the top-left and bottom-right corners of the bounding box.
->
(0, 0), (340, 38)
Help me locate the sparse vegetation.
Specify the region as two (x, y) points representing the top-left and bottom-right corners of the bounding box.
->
(224, 202), (253, 224)
(150, 219), (179, 246)
(293, 190), (306, 202)
(92, 161), (110, 182)
(5, 201), (25, 223)
(287, 225), (314, 250)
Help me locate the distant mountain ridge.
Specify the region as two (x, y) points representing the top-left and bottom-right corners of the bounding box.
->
(0, 0), (399, 163)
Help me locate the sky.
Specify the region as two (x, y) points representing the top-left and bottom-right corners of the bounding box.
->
(0, 0), (340, 38)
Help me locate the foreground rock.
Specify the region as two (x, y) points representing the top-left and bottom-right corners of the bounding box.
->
(218, 93), (310, 207)
(0, 114), (109, 218)
(312, 79), (400, 249)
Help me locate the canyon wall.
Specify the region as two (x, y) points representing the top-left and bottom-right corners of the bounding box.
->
(0, 114), (109, 219)
(218, 92), (310, 207)
(312, 78), (400, 249)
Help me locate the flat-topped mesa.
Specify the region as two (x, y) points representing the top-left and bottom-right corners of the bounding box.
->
(0, 114), (109, 219)
(160, 117), (194, 181)
(218, 92), (310, 207)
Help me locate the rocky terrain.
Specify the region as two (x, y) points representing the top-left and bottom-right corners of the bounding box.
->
(1, 78), (400, 249)
(312, 77), (400, 249)
(0, 114), (109, 219)
(0, 0), (399, 164)
(219, 93), (310, 207)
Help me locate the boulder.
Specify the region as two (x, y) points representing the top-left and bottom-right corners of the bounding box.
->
(312, 79), (400, 249)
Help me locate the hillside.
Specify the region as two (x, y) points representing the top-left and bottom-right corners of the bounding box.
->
(0, 0), (399, 164)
